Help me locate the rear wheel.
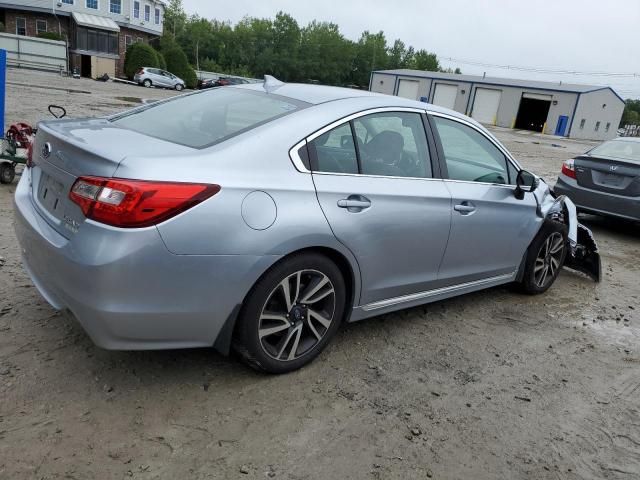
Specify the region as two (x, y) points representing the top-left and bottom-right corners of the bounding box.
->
(234, 253), (346, 374)
(519, 222), (568, 294)
(142, 79), (152, 88)
(0, 163), (15, 184)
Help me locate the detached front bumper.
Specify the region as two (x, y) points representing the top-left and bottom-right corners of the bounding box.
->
(13, 172), (277, 351)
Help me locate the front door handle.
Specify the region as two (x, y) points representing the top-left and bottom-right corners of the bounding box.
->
(337, 195), (371, 212)
(454, 201), (476, 215)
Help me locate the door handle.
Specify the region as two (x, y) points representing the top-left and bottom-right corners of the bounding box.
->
(337, 196), (371, 211)
(454, 201), (476, 215)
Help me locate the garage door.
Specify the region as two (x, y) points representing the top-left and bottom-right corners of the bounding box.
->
(432, 83), (458, 110)
(397, 79), (420, 100)
(471, 88), (502, 124)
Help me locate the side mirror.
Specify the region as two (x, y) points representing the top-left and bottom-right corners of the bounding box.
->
(514, 170), (537, 200)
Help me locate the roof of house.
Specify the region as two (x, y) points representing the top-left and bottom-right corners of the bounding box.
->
(373, 69), (625, 103)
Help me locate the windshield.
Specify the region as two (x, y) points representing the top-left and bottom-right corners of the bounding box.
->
(589, 139), (640, 163)
(112, 88), (305, 148)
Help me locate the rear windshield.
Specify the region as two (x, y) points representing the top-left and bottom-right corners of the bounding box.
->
(589, 140), (640, 163)
(112, 88), (305, 148)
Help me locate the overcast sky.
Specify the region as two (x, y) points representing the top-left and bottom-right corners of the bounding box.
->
(182, 0), (640, 98)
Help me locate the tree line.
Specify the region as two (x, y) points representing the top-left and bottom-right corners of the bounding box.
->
(157, 0), (460, 87)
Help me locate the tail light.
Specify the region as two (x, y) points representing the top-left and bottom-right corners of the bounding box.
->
(561, 159), (577, 179)
(136, 68), (144, 75)
(69, 176), (220, 228)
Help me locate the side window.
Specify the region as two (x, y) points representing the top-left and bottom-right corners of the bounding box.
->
(308, 123), (358, 174)
(432, 116), (509, 185)
(353, 112), (432, 178)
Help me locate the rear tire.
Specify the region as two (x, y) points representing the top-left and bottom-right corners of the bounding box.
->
(143, 79), (152, 88)
(518, 222), (568, 294)
(0, 163), (15, 184)
(233, 253), (346, 374)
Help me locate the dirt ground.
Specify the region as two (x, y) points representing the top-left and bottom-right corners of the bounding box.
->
(1, 69), (639, 480)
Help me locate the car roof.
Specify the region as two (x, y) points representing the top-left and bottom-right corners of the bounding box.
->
(231, 81), (475, 124)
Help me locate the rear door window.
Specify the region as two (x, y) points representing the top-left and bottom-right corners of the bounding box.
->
(112, 88), (305, 148)
(308, 123), (358, 174)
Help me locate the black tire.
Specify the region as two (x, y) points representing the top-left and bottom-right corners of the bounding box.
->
(175, 84), (184, 91)
(233, 253), (346, 374)
(519, 221), (568, 294)
(143, 79), (152, 88)
(0, 163), (15, 184)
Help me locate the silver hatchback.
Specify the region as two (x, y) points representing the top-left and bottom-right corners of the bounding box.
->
(14, 79), (601, 373)
(134, 67), (185, 91)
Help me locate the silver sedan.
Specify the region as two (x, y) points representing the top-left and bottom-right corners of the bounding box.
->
(14, 78), (601, 373)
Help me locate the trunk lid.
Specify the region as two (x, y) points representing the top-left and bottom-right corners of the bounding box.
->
(574, 155), (640, 197)
(30, 118), (193, 238)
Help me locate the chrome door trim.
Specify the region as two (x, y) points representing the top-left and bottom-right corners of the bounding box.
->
(427, 110), (524, 173)
(288, 106), (428, 173)
(360, 272), (516, 312)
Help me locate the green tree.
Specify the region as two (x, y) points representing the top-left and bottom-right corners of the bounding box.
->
(621, 99), (640, 126)
(124, 42), (161, 78)
(164, 0), (187, 39)
(352, 31), (388, 86)
(299, 21), (354, 84)
(411, 49), (439, 72)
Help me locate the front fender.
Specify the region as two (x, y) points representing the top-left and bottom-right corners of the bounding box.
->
(540, 190), (601, 282)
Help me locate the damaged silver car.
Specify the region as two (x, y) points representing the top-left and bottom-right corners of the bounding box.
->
(14, 79), (601, 373)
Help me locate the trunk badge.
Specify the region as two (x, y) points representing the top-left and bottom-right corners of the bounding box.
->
(42, 142), (52, 159)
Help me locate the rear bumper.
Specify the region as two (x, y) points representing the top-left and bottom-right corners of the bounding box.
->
(554, 175), (640, 221)
(13, 172), (278, 350)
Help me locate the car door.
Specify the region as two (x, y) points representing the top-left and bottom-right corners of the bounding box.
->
(151, 69), (167, 87)
(429, 113), (539, 286)
(309, 108), (452, 306)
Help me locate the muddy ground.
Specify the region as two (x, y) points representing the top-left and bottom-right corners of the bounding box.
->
(0, 70), (639, 480)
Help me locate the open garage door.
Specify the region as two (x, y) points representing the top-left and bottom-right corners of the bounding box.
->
(515, 93), (552, 132)
(397, 79), (420, 100)
(471, 88), (501, 124)
(432, 83), (458, 110)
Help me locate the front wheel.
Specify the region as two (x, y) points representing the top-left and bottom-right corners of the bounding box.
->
(0, 163), (15, 184)
(519, 222), (568, 294)
(234, 253), (346, 374)
(175, 83), (184, 91)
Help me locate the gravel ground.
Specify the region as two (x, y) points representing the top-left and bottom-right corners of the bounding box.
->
(1, 69), (639, 480)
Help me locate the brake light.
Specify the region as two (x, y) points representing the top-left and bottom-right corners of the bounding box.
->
(69, 177), (220, 228)
(561, 159), (577, 179)
(136, 68), (144, 75)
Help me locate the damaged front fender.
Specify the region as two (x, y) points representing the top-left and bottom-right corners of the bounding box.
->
(535, 182), (602, 282)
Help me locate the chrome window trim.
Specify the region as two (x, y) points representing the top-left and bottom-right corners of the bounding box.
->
(427, 110), (524, 178)
(361, 272), (516, 312)
(288, 106), (428, 174)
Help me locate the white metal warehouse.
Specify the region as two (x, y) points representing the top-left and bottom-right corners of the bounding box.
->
(370, 69), (625, 141)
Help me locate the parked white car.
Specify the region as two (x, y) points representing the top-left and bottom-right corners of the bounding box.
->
(134, 67), (185, 91)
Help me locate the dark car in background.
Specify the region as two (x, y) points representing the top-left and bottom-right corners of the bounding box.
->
(555, 137), (640, 222)
(198, 77), (252, 90)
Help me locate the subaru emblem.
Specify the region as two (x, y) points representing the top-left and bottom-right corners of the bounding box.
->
(610, 165), (618, 172)
(42, 142), (52, 159)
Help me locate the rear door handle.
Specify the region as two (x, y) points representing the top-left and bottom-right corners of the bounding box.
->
(337, 196), (371, 211)
(454, 201), (476, 215)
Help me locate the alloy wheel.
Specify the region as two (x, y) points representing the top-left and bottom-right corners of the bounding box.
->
(534, 232), (565, 288)
(258, 269), (336, 361)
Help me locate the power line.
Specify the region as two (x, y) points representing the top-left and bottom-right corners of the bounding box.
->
(438, 55), (640, 78)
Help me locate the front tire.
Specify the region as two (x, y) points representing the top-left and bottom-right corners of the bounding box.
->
(234, 253), (346, 374)
(175, 83), (184, 91)
(519, 222), (568, 294)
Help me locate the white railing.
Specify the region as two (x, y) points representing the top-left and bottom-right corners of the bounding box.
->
(0, 32), (67, 72)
